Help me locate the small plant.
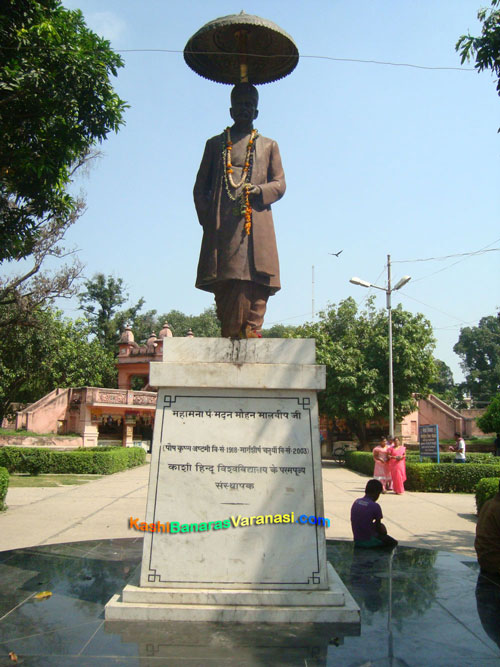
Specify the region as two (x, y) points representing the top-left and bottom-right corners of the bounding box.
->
(475, 477), (500, 513)
(0, 467), (9, 510)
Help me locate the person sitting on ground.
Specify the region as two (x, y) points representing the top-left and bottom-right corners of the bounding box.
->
(475, 479), (500, 575)
(449, 432), (466, 462)
(350, 479), (398, 548)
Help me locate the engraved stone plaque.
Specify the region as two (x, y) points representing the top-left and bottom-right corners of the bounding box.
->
(139, 339), (328, 590)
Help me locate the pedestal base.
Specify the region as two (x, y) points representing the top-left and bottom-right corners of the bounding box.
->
(105, 563), (359, 624)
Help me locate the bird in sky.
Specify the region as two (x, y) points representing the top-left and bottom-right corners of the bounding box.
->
(329, 250), (343, 257)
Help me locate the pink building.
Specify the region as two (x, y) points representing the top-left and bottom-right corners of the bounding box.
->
(12, 323), (180, 448)
(400, 394), (491, 443)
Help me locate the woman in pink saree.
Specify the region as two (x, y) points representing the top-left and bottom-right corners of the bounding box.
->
(388, 437), (406, 494)
(372, 437), (391, 492)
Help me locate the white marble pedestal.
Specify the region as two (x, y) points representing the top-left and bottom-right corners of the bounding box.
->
(105, 338), (359, 625)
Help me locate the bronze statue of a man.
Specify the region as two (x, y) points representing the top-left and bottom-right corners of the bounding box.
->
(194, 83), (285, 338)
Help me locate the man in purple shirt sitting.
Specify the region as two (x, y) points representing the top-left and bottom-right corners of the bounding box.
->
(351, 479), (398, 548)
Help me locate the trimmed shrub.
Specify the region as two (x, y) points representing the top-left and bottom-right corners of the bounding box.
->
(345, 451), (374, 476)
(475, 478), (500, 513)
(405, 463), (500, 492)
(0, 466), (8, 511)
(344, 450), (500, 493)
(406, 452), (496, 464)
(0, 446), (146, 475)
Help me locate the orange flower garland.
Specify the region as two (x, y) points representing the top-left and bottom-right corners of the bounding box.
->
(222, 127), (258, 235)
(243, 185), (252, 235)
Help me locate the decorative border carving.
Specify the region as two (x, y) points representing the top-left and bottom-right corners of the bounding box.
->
(145, 392), (323, 587)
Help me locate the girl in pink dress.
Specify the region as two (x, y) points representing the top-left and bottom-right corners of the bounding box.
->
(388, 437), (406, 494)
(372, 437), (391, 492)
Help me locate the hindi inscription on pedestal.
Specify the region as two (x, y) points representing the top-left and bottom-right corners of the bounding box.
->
(142, 388), (326, 589)
(105, 338), (360, 624)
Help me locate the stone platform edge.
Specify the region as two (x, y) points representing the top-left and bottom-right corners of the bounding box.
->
(104, 563), (360, 624)
(149, 361), (325, 390)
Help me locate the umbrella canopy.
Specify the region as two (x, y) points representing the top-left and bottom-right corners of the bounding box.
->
(184, 12), (299, 85)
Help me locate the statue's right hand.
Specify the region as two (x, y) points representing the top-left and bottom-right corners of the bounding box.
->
(247, 184), (261, 196)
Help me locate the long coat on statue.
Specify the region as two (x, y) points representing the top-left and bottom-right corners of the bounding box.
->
(194, 132), (285, 295)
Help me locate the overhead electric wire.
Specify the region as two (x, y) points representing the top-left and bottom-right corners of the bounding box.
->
(115, 48), (475, 72)
(397, 290), (475, 324)
(393, 248), (500, 263)
(393, 238), (500, 285)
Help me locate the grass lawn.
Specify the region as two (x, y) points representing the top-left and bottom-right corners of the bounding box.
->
(9, 474), (103, 488)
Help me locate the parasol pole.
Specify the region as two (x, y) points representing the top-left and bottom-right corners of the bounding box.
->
(234, 29), (249, 82)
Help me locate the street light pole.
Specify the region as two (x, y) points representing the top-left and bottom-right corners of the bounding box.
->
(387, 254), (394, 438)
(350, 257), (411, 440)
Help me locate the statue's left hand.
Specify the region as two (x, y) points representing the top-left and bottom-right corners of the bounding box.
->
(247, 184), (261, 196)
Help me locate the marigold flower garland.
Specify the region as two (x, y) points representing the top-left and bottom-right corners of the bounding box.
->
(222, 127), (258, 235)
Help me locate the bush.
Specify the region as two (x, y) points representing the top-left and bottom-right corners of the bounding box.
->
(344, 451), (500, 492)
(0, 467), (8, 511)
(475, 478), (500, 513)
(405, 463), (500, 492)
(0, 446), (146, 475)
(406, 452), (496, 464)
(345, 451), (374, 476)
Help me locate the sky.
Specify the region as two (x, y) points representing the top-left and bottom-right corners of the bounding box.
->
(57, 0), (499, 381)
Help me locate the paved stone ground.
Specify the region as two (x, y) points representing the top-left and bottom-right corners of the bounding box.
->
(0, 462), (478, 556)
(322, 463), (477, 556)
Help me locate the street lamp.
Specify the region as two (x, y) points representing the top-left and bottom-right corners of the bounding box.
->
(350, 255), (411, 438)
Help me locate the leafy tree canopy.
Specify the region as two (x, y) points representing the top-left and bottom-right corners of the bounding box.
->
(261, 323), (299, 338)
(0, 0), (126, 261)
(0, 199), (85, 329)
(428, 358), (463, 408)
(78, 273), (144, 352)
(456, 0), (500, 130)
(0, 306), (116, 422)
(78, 273), (223, 350)
(476, 393), (500, 434)
(453, 313), (500, 405)
(125, 307), (221, 341)
(291, 297), (436, 445)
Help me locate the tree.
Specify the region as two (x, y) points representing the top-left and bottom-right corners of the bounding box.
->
(78, 273), (144, 352)
(261, 323), (298, 338)
(0, 200), (84, 329)
(456, 0), (500, 130)
(453, 314), (500, 405)
(0, 0), (126, 261)
(79, 274), (222, 352)
(0, 307), (116, 422)
(291, 297), (436, 446)
(429, 359), (460, 407)
(155, 308), (221, 338)
(477, 394), (500, 434)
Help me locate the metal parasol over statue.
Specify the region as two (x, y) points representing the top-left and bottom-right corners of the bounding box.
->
(185, 12), (298, 338)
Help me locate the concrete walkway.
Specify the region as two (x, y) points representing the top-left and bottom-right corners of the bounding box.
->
(0, 462), (478, 556)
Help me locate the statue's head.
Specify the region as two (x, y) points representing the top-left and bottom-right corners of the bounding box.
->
(230, 83), (259, 126)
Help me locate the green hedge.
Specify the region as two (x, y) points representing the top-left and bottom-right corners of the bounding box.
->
(406, 452), (496, 464)
(0, 466), (8, 511)
(344, 451), (500, 493)
(345, 451), (374, 476)
(0, 446), (146, 475)
(475, 478), (500, 513)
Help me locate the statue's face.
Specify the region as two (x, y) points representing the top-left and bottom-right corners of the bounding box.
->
(230, 93), (259, 125)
